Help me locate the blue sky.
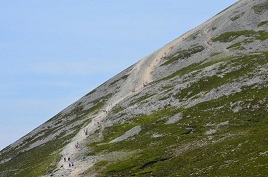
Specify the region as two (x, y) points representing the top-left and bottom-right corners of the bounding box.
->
(0, 0), (237, 150)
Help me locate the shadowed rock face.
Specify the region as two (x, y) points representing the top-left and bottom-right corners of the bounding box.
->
(1, 0), (268, 176)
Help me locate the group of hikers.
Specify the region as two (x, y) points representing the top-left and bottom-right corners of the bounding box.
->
(63, 157), (74, 168)
(75, 141), (80, 149)
(59, 101), (122, 174)
(102, 109), (108, 114)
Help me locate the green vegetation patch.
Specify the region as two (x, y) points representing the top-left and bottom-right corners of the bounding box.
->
(76, 93), (112, 118)
(102, 123), (139, 143)
(0, 94), (115, 176)
(83, 160), (109, 176)
(111, 106), (124, 114)
(227, 42), (243, 50)
(226, 31), (268, 50)
(161, 45), (205, 66)
(210, 52), (221, 57)
(252, 1), (268, 14)
(189, 31), (200, 40)
(0, 133), (77, 177)
(175, 52), (268, 100)
(230, 12), (245, 21)
(90, 82), (268, 176)
(212, 30), (268, 43)
(102, 148), (171, 177)
(109, 74), (129, 86)
(129, 94), (156, 106)
(85, 89), (96, 97)
(256, 30), (268, 41)
(258, 20), (268, 27)
(88, 51), (268, 176)
(160, 55), (235, 82)
(212, 27), (217, 31)
(89, 107), (184, 153)
(212, 30), (254, 42)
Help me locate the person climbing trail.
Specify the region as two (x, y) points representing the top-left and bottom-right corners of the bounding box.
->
(84, 128), (88, 135)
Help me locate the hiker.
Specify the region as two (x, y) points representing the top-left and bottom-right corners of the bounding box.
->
(84, 128), (88, 135)
(75, 142), (79, 148)
(143, 82), (148, 87)
(64, 157), (66, 162)
(69, 163), (71, 168)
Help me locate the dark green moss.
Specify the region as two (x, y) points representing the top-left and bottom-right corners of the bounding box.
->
(129, 94), (156, 106)
(212, 30), (268, 43)
(109, 74), (129, 86)
(85, 89), (96, 97)
(258, 20), (268, 27)
(160, 55), (235, 82)
(230, 12), (244, 21)
(252, 1), (268, 14)
(83, 160), (109, 176)
(161, 45), (205, 66)
(111, 106), (124, 114)
(212, 30), (256, 42)
(210, 52), (221, 57)
(256, 31), (268, 41)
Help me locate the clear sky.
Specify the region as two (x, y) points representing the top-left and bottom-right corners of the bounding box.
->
(0, 0), (238, 151)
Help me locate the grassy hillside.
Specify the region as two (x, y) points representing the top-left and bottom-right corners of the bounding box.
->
(0, 0), (268, 176)
(84, 51), (268, 177)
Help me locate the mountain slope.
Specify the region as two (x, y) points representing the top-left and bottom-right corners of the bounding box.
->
(1, 0), (268, 176)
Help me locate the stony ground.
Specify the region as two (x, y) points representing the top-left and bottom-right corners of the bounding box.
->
(0, 0), (268, 176)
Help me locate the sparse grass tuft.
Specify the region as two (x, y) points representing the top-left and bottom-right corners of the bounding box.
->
(230, 12), (245, 21)
(212, 30), (268, 43)
(258, 20), (268, 27)
(210, 52), (221, 57)
(161, 45), (205, 66)
(252, 2), (268, 14)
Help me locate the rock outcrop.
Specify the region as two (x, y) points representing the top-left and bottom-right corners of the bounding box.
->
(1, 0), (268, 176)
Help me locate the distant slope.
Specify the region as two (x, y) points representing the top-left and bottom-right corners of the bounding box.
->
(1, 0), (268, 176)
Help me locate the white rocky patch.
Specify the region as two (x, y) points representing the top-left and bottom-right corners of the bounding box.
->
(165, 113), (183, 124)
(110, 125), (142, 143)
(152, 133), (163, 138)
(205, 129), (217, 135)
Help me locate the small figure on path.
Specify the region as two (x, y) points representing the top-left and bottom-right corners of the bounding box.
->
(75, 142), (80, 148)
(84, 128), (88, 135)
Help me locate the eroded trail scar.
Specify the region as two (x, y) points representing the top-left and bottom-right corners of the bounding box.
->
(53, 30), (193, 177)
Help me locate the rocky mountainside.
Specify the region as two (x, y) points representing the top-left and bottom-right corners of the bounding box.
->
(1, 0), (268, 176)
